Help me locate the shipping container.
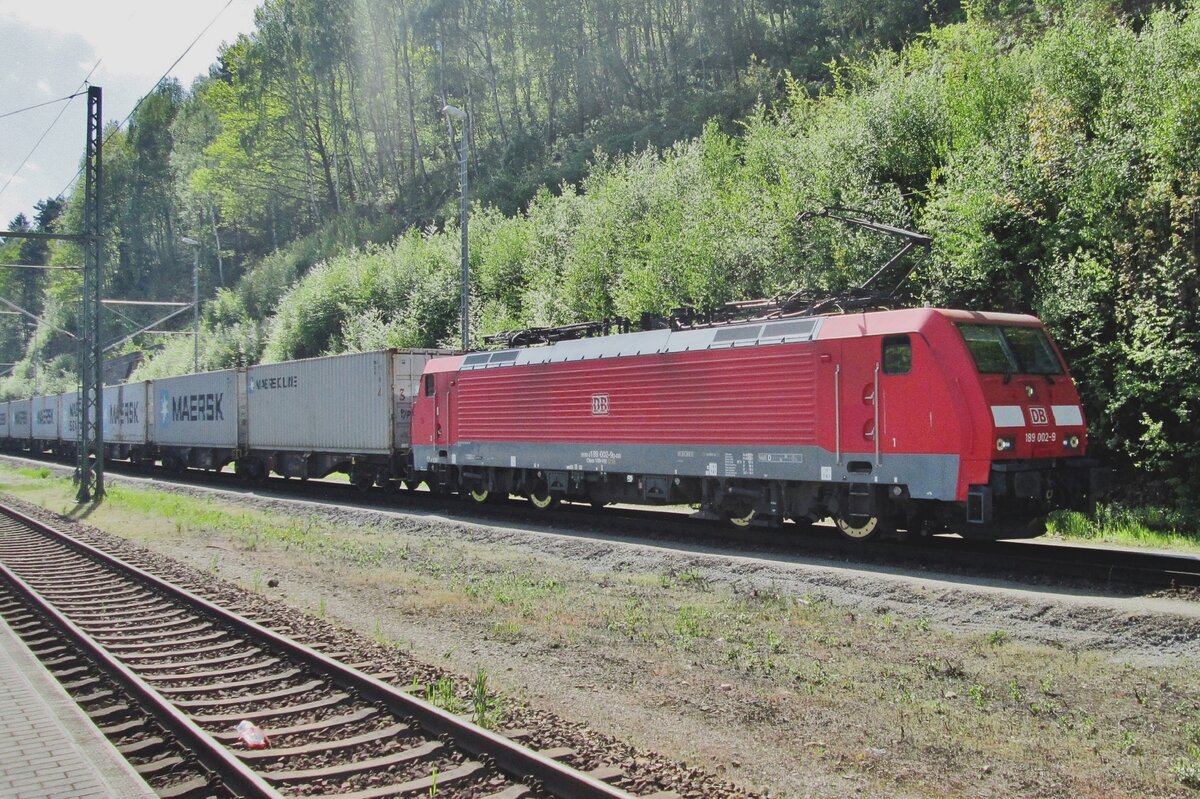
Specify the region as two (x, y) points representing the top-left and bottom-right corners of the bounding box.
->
(148, 369), (243, 450)
(10, 398), (31, 443)
(246, 350), (444, 454)
(0, 400), (9, 443)
(59, 392), (81, 441)
(102, 382), (149, 445)
(31, 395), (59, 446)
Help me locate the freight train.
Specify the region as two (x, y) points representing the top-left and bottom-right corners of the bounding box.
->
(0, 307), (1107, 541)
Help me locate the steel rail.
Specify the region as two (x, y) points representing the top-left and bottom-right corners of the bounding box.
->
(0, 550), (282, 798)
(7, 451), (1197, 591)
(0, 502), (639, 799)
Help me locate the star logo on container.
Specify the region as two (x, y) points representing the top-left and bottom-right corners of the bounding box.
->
(159, 391), (172, 428)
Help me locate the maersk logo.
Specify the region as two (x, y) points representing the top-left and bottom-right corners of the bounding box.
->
(106, 402), (140, 425)
(159, 390), (224, 426)
(249, 375), (298, 393)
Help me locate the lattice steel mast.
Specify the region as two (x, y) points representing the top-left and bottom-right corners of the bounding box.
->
(77, 85), (104, 501)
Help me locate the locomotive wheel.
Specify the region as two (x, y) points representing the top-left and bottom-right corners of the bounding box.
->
(834, 515), (881, 541)
(469, 488), (490, 503)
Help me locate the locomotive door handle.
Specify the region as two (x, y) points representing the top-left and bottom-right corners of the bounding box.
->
(874, 362), (881, 466)
(835, 364), (842, 465)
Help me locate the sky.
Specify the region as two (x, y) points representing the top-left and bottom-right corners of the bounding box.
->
(0, 0), (260, 229)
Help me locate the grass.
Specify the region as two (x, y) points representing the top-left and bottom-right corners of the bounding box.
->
(2, 461), (1199, 797)
(1048, 502), (1199, 551)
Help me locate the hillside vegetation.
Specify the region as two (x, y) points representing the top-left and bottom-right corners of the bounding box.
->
(1, 0), (1198, 503)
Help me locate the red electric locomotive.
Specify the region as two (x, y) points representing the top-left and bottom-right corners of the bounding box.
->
(410, 307), (1106, 540)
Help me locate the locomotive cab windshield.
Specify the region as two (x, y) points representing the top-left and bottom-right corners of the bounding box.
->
(957, 323), (1064, 377)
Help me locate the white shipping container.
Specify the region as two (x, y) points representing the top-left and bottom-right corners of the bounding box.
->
(10, 399), (31, 439)
(149, 369), (242, 449)
(59, 392), (81, 440)
(246, 350), (447, 454)
(0, 400), (9, 440)
(103, 382), (149, 445)
(31, 395), (58, 442)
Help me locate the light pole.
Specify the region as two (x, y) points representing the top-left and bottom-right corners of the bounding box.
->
(442, 103), (470, 351)
(181, 237), (200, 371)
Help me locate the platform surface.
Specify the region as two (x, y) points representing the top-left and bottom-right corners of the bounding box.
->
(0, 615), (158, 799)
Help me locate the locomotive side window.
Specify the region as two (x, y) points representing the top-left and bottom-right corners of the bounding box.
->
(958, 324), (1064, 375)
(424, 374), (435, 397)
(882, 336), (911, 375)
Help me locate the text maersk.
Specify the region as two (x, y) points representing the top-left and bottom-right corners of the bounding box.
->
(172, 393), (224, 422)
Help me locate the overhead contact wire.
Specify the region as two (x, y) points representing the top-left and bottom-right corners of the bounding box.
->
(0, 92), (87, 121)
(0, 61), (102, 204)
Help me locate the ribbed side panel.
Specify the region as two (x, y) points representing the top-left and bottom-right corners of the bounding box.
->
(103, 382), (148, 445)
(247, 351), (393, 453)
(31, 395), (58, 440)
(150, 370), (240, 448)
(455, 345), (817, 446)
(11, 399), (32, 438)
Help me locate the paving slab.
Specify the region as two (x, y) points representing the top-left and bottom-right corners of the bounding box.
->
(0, 614), (158, 799)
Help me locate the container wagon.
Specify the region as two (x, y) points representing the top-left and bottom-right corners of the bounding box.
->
(149, 368), (245, 472)
(241, 349), (448, 486)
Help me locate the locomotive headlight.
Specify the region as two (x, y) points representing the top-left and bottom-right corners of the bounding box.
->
(995, 437), (1016, 452)
(1064, 435), (1081, 449)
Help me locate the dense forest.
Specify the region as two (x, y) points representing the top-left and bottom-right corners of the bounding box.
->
(1, 0), (1198, 504)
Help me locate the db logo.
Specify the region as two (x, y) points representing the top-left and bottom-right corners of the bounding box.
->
(1029, 406), (1049, 426)
(591, 394), (610, 416)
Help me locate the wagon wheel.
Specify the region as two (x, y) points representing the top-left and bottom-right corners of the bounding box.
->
(723, 508), (757, 528)
(834, 514), (881, 541)
(527, 481), (559, 510)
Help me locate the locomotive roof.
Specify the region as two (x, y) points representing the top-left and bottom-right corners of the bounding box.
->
(428, 307), (1044, 373)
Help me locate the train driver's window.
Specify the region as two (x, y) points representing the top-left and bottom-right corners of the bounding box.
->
(882, 336), (912, 375)
(424, 374), (435, 397)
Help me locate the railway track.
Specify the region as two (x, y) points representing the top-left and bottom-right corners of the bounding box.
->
(0, 501), (655, 799)
(4, 451), (1198, 594)
(141, 463), (1200, 593)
